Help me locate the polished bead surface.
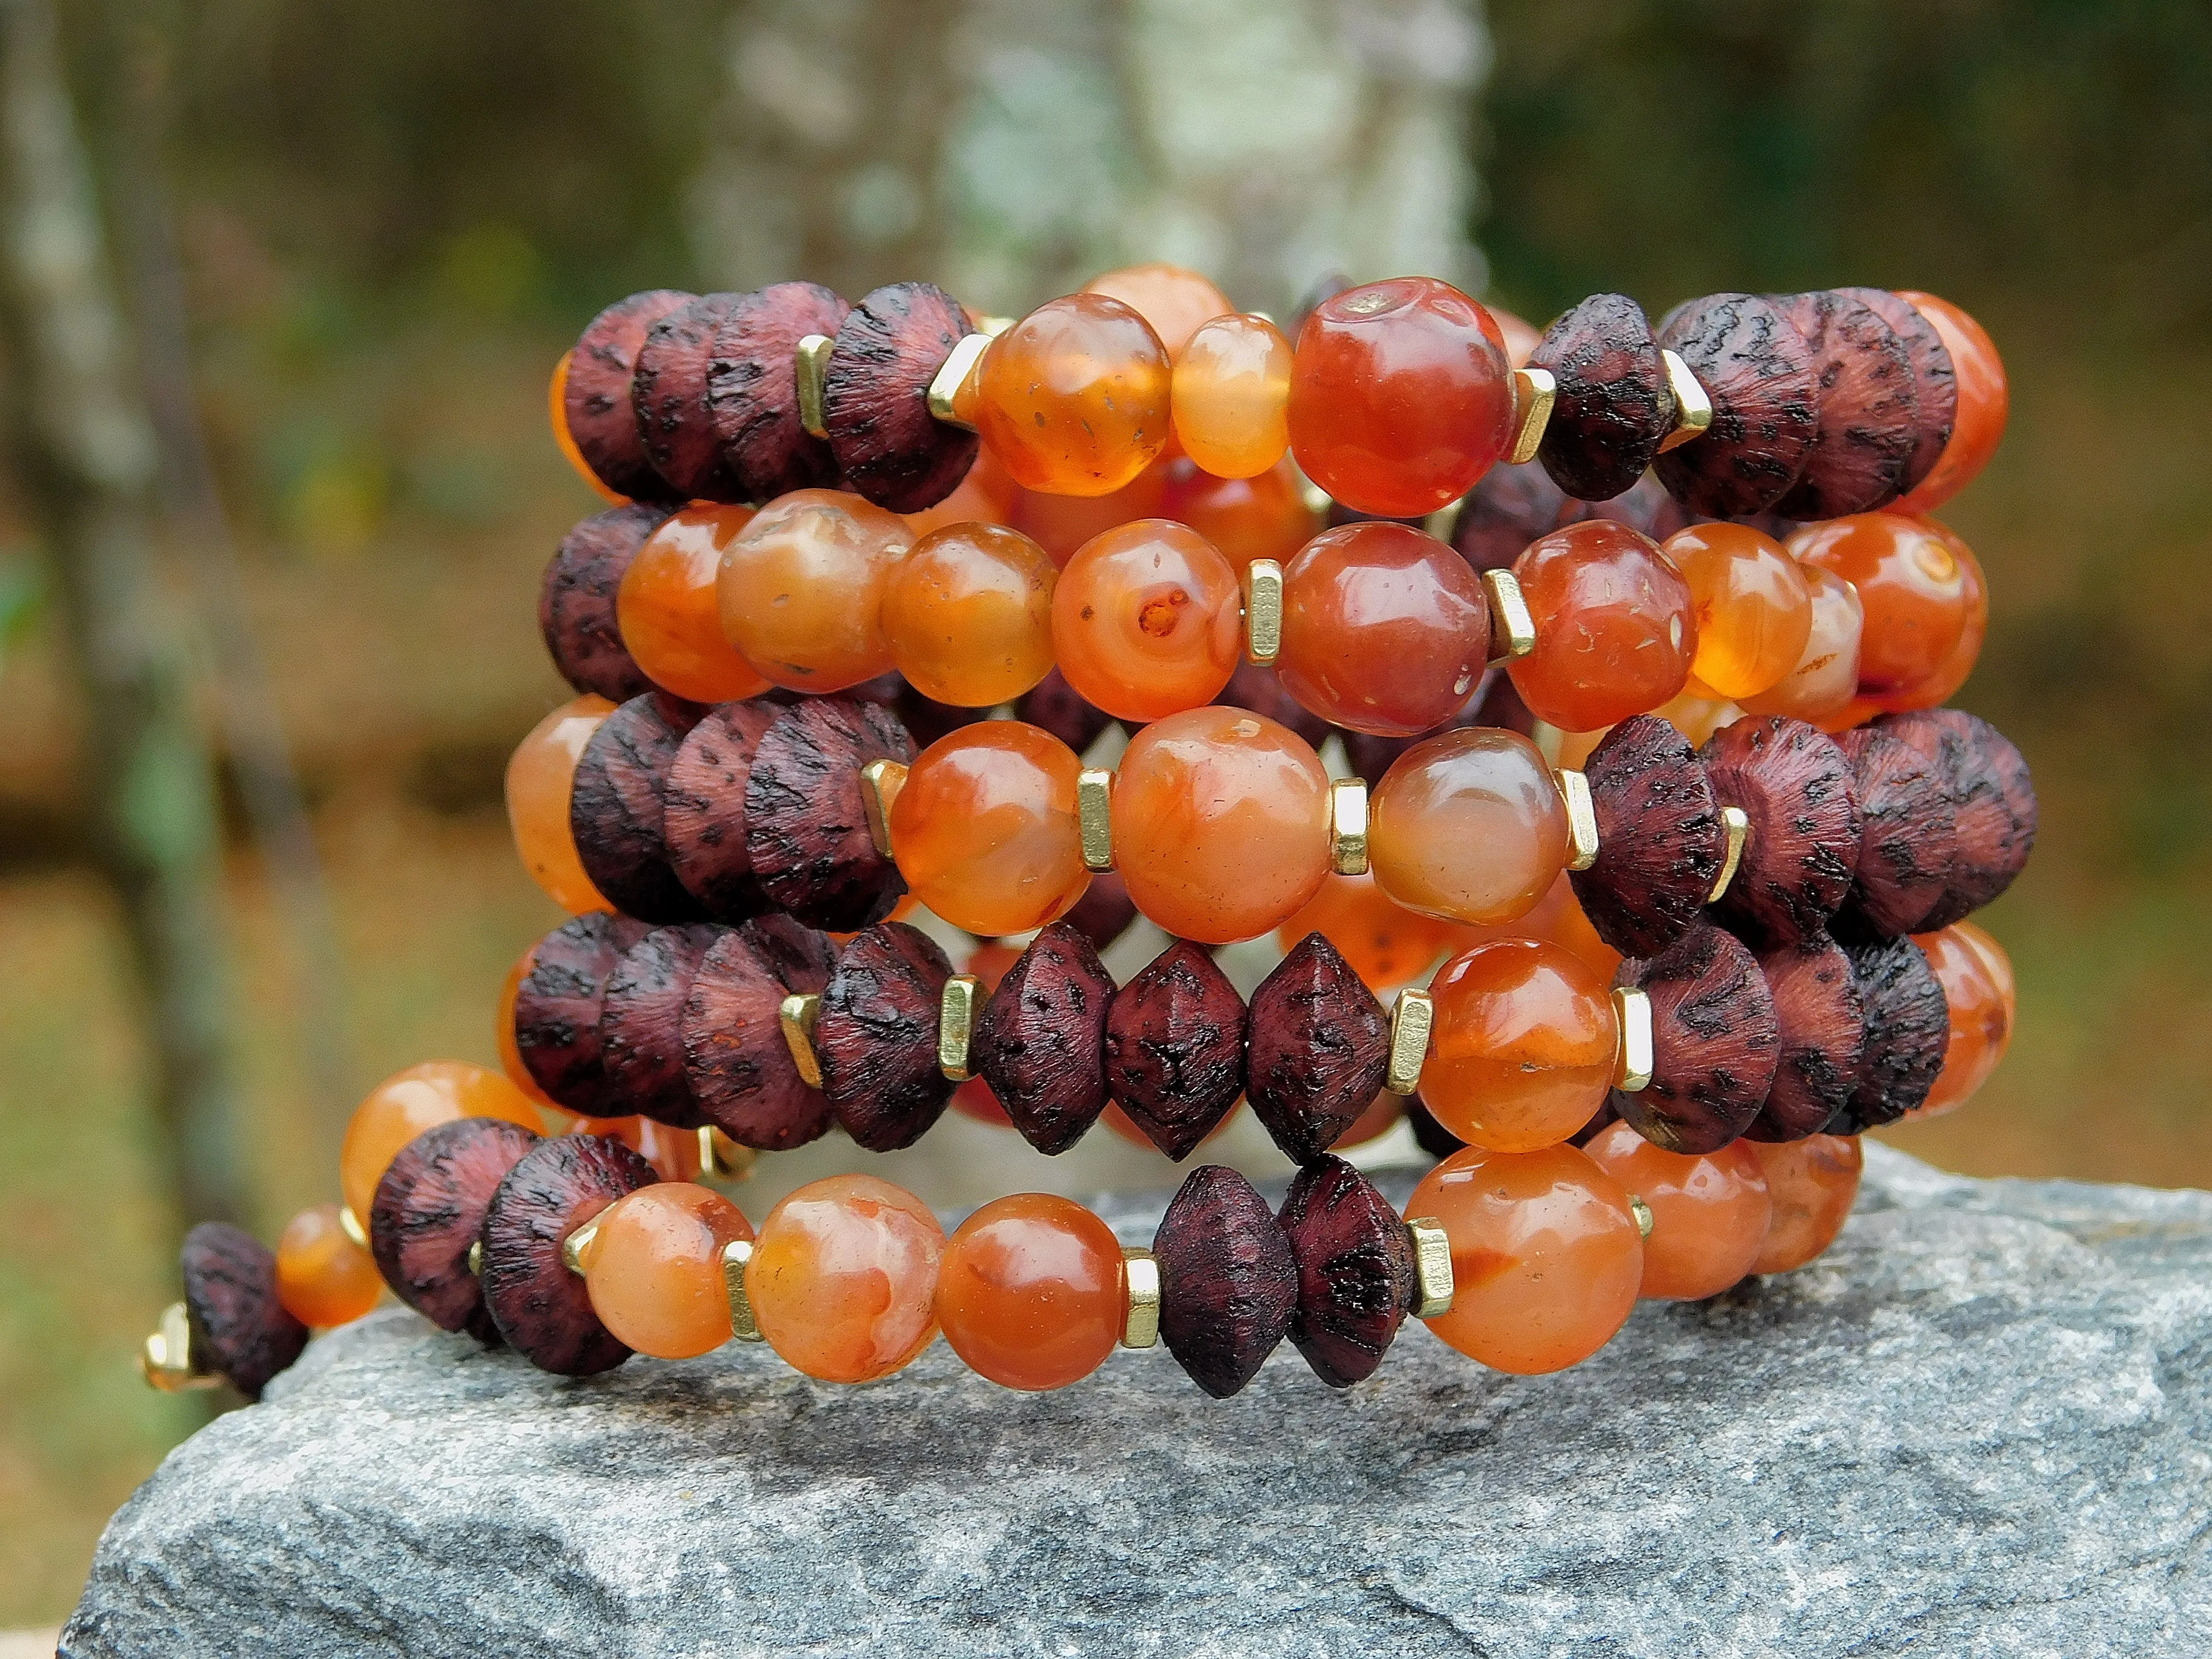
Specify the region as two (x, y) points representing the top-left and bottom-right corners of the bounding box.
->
(1907, 921), (2015, 1119)
(936, 1193), (1123, 1392)
(1424, 941), (1620, 1153)
(1368, 728), (1567, 925)
(1746, 1133), (1863, 1274)
(275, 1203), (383, 1329)
(715, 488), (913, 692)
(1584, 1121), (1772, 1300)
(581, 1182), (755, 1359)
(1874, 519), (1986, 712)
(1737, 564), (1864, 723)
(618, 505), (772, 703)
(1051, 518), (1241, 721)
(973, 295), (1172, 497)
(550, 351), (625, 505)
(746, 1174), (946, 1383)
(1010, 463), (1169, 567)
(1892, 293), (2007, 514)
(1274, 872), (1465, 989)
(1171, 313), (1292, 479)
(1081, 263), (1233, 360)
(1788, 513), (1969, 696)
(1661, 522), (1812, 701)
(339, 1060), (543, 1225)
(506, 694), (615, 914)
(890, 722), (1088, 937)
(880, 521), (1057, 707)
(1160, 457), (1321, 571)
(1509, 520), (1697, 731)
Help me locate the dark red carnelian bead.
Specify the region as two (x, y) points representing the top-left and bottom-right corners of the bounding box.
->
(1509, 520), (1697, 732)
(1893, 293), (2008, 514)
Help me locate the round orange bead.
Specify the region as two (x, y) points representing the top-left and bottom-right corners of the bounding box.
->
(1276, 872), (1464, 989)
(746, 1174), (946, 1383)
(1409, 1143), (1644, 1374)
(1369, 728), (1567, 925)
(1736, 564), (1864, 723)
(890, 722), (1088, 937)
(1787, 513), (1969, 696)
(1509, 520), (1697, 731)
(505, 694), (614, 914)
(1171, 314), (1292, 479)
(580, 1182), (754, 1360)
(1659, 522), (1813, 701)
(549, 351), (625, 505)
(1081, 263), (1233, 360)
(1445, 868), (1623, 982)
(1892, 293), (2008, 515)
(880, 522), (1057, 707)
(1011, 463), (1170, 568)
(339, 1060), (543, 1224)
(902, 444), (1020, 539)
(275, 1203), (383, 1328)
(1875, 520), (1986, 712)
(1423, 941), (1620, 1153)
(1906, 922), (2015, 1119)
(715, 488), (913, 692)
(1112, 707), (1332, 945)
(1584, 1121), (1773, 1300)
(617, 505), (771, 703)
(935, 1193), (1123, 1392)
(1745, 1134), (1863, 1274)
(1050, 518), (1241, 721)
(1159, 456), (1320, 571)
(972, 296), (1172, 497)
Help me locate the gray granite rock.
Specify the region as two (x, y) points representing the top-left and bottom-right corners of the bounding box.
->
(63, 1146), (2212, 1657)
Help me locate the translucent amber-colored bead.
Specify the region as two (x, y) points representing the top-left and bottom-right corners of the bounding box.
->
(880, 522), (1056, 707)
(1445, 868), (1622, 982)
(1660, 522), (1813, 701)
(1081, 263), (1233, 360)
(496, 945), (559, 1111)
(1113, 707), (1332, 944)
(1159, 456), (1320, 571)
(1787, 514), (1968, 696)
(618, 505), (772, 703)
(1276, 872), (1464, 989)
(936, 1193), (1122, 1391)
(1745, 1134), (1863, 1274)
(580, 1182), (754, 1360)
(1892, 293), (2008, 514)
(1508, 520), (1697, 731)
(1875, 520), (1986, 713)
(746, 1174), (946, 1383)
(715, 488), (913, 692)
(890, 722), (1088, 936)
(1423, 941), (1620, 1153)
(1737, 565), (1863, 723)
(550, 352), (625, 505)
(1906, 922), (2015, 1119)
(1012, 463), (1170, 568)
(1287, 278), (1514, 517)
(505, 695), (614, 914)
(1051, 519), (1241, 721)
(275, 1203), (383, 1328)
(339, 1060), (543, 1223)
(1171, 314), (1292, 479)
(1409, 1143), (1643, 1374)
(1584, 1121), (1772, 1300)
(1369, 728), (1567, 925)
(1649, 686), (1743, 749)
(902, 444), (1020, 539)
(565, 1113), (703, 1182)
(972, 296), (1172, 497)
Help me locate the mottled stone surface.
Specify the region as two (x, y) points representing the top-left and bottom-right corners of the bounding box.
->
(66, 1146), (2212, 1657)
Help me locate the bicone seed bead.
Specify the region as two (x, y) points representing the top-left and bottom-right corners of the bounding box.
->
(1509, 519), (1698, 731)
(1788, 513), (1969, 696)
(618, 505), (772, 703)
(1584, 1121), (1772, 1300)
(936, 1193), (1123, 1392)
(890, 722), (1088, 937)
(1737, 564), (1864, 723)
(580, 1183), (754, 1360)
(970, 295), (1172, 497)
(1660, 522), (1813, 701)
(497, 945), (559, 1110)
(880, 522), (1057, 707)
(1081, 262), (1233, 360)
(339, 1060), (543, 1225)
(1368, 728), (1567, 926)
(1906, 921), (2015, 1120)
(1745, 1133), (1863, 1274)
(745, 1174), (946, 1383)
(1423, 940), (1621, 1152)
(715, 488), (914, 692)
(275, 1203), (383, 1329)
(1051, 519), (1242, 721)
(506, 694), (616, 914)
(1892, 292), (2007, 514)
(1171, 313), (1293, 479)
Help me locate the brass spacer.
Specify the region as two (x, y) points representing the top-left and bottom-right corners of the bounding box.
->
(467, 1238), (483, 1277)
(698, 1126), (758, 1183)
(1509, 365), (1557, 466)
(1613, 985), (1655, 1093)
(1555, 767), (1599, 871)
(1421, 497), (1465, 547)
(1384, 987), (1433, 1097)
(976, 314), (1016, 337)
(140, 1300), (220, 1393)
(1406, 1218), (1455, 1319)
(1243, 558), (1285, 665)
(1629, 1193), (1655, 1240)
(339, 1205), (368, 1250)
(926, 331), (992, 429)
(1329, 777), (1370, 877)
(938, 974), (980, 1082)
(779, 991), (824, 1089)
(1482, 567), (1537, 663)
(1078, 767), (1116, 872)
(860, 758), (908, 859)
(1709, 804), (1750, 903)
(721, 1238), (767, 1343)
(560, 1211), (605, 1276)
(1656, 349), (1713, 453)
(795, 333), (835, 439)
(1121, 1247), (1161, 1349)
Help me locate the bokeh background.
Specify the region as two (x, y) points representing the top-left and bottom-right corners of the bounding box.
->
(2, 0), (2208, 1626)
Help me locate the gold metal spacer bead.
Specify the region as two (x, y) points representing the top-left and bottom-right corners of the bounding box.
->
(926, 331), (993, 429)
(467, 1238), (483, 1277)
(698, 1126), (758, 1183)
(1328, 778), (1370, 877)
(1555, 767), (1599, 871)
(561, 1212), (605, 1276)
(1421, 497), (1465, 546)
(339, 1204), (368, 1250)
(779, 991), (824, 1089)
(721, 1238), (767, 1343)
(1384, 986), (1433, 1097)
(795, 333), (835, 439)
(1482, 567), (1537, 663)
(859, 758), (908, 860)
(140, 1301), (220, 1393)
(1709, 804), (1750, 903)
(938, 974), (981, 1082)
(976, 314), (1016, 337)
(1406, 1218), (1455, 1319)
(1508, 365), (1557, 467)
(1613, 985), (1655, 1093)
(1243, 558), (1284, 665)
(1077, 767), (1116, 872)
(1629, 1193), (1655, 1240)
(1656, 349), (1713, 453)
(1120, 1247), (1161, 1349)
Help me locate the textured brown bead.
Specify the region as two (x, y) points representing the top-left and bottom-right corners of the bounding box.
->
(1612, 923), (1780, 1154)
(631, 292), (748, 502)
(1830, 726), (1958, 941)
(1836, 287), (1956, 497)
(815, 922), (956, 1151)
(1154, 1165), (1298, 1398)
(539, 505), (665, 701)
(1744, 936), (1866, 1142)
(1530, 292), (1672, 502)
(743, 695), (914, 931)
(823, 282), (979, 513)
(1220, 659), (1335, 751)
(1841, 937), (1949, 1130)
(1654, 293), (1819, 517)
(1769, 290), (1921, 519)
(1058, 867), (1138, 952)
(1452, 460), (1686, 576)
(1278, 1154), (1417, 1387)
(480, 1134), (658, 1376)
(565, 289), (691, 500)
(1702, 715), (1863, 948)
(893, 680), (985, 751)
(513, 911), (649, 1114)
(368, 1116), (540, 1343)
(972, 921), (1116, 1154)
(737, 911), (839, 994)
(1875, 709), (2036, 928)
(180, 1222), (309, 1400)
(663, 700), (781, 922)
(1105, 941), (1248, 1160)
(1245, 933), (1391, 1164)
(570, 692), (709, 924)
(1570, 714), (1726, 958)
(599, 923), (725, 1127)
(706, 281), (849, 501)
(1014, 665), (1116, 757)
(681, 926), (832, 1150)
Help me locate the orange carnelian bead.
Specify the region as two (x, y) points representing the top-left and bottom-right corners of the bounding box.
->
(618, 505), (771, 703)
(971, 296), (1172, 497)
(339, 1060), (543, 1224)
(1081, 263), (1233, 360)
(275, 1203), (383, 1328)
(549, 352), (625, 505)
(580, 1182), (754, 1360)
(1906, 922), (2016, 1119)
(1659, 522), (1813, 701)
(1287, 278), (1514, 518)
(1744, 1134), (1863, 1274)
(1445, 868), (1623, 982)
(746, 1174), (946, 1383)
(1113, 707), (1333, 945)
(880, 522), (1057, 707)
(1892, 293), (2008, 514)
(936, 1193), (1123, 1391)
(1159, 456), (1320, 571)
(1737, 564), (1864, 723)
(1649, 686), (1743, 749)
(1276, 872), (1464, 989)
(1409, 1143), (1644, 1375)
(890, 722), (1088, 937)
(1051, 519), (1242, 721)
(715, 488), (912, 692)
(1012, 463), (1170, 568)
(1369, 728), (1567, 925)
(506, 694), (614, 914)
(1171, 314), (1292, 479)
(902, 444), (1020, 539)
(1787, 514), (1968, 697)
(1584, 1121), (1772, 1300)
(1509, 520), (1697, 731)
(1875, 520), (1986, 712)
(1423, 941), (1620, 1153)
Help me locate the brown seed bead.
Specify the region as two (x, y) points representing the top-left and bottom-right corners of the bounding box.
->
(540, 505), (667, 701)
(681, 927), (832, 1150)
(739, 911), (840, 994)
(1613, 923), (1780, 1154)
(1839, 937), (1949, 1131)
(1013, 664), (1116, 757)
(180, 1222), (309, 1400)
(1278, 1154), (1418, 1387)
(1569, 714), (1726, 959)
(570, 692), (709, 925)
(1105, 941), (1248, 1160)
(972, 921), (1116, 1155)
(1058, 867), (1139, 952)
(565, 290), (692, 501)
(479, 1133), (658, 1377)
(631, 293), (749, 501)
(1744, 936), (1867, 1142)
(661, 700), (781, 923)
(600, 923), (724, 1128)
(706, 281), (850, 500)
(1830, 726), (1958, 941)
(739, 695), (914, 931)
(1875, 709), (2036, 928)
(1767, 290), (1920, 519)
(815, 922), (957, 1152)
(368, 1116), (540, 1344)
(824, 281), (979, 512)
(1154, 1165), (1298, 1398)
(1653, 292), (1820, 517)
(513, 912), (649, 1115)
(1701, 715), (1864, 948)
(1244, 933), (1391, 1165)
(1529, 292), (1672, 502)
(1835, 287), (1957, 498)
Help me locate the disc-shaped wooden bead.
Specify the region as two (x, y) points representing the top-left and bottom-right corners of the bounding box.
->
(1653, 292), (1819, 517)
(599, 923), (725, 1127)
(1278, 1154), (1417, 1387)
(1105, 941), (1247, 1161)
(512, 911), (649, 1114)
(1743, 936), (1866, 1142)
(681, 926), (832, 1150)
(180, 1222), (309, 1400)
(1570, 714), (1725, 958)
(1612, 923), (1780, 1154)
(972, 921), (1116, 1155)
(663, 700), (781, 922)
(539, 505), (665, 701)
(564, 289), (691, 500)
(1702, 715), (1863, 948)
(1058, 868), (1138, 952)
(815, 922), (956, 1151)
(368, 1116), (541, 1343)
(1840, 937), (1950, 1130)
(1830, 726), (1957, 941)
(1154, 1165), (1298, 1398)
(1530, 292), (1672, 502)
(706, 281), (849, 501)
(1452, 457), (1568, 574)
(1245, 932), (1390, 1164)
(570, 692), (709, 924)
(1835, 287), (1956, 497)
(1769, 290), (1921, 519)
(631, 292), (748, 502)
(1875, 709), (2035, 928)
(737, 912), (839, 993)
(823, 282), (979, 513)
(480, 1134), (658, 1376)
(742, 695), (914, 931)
